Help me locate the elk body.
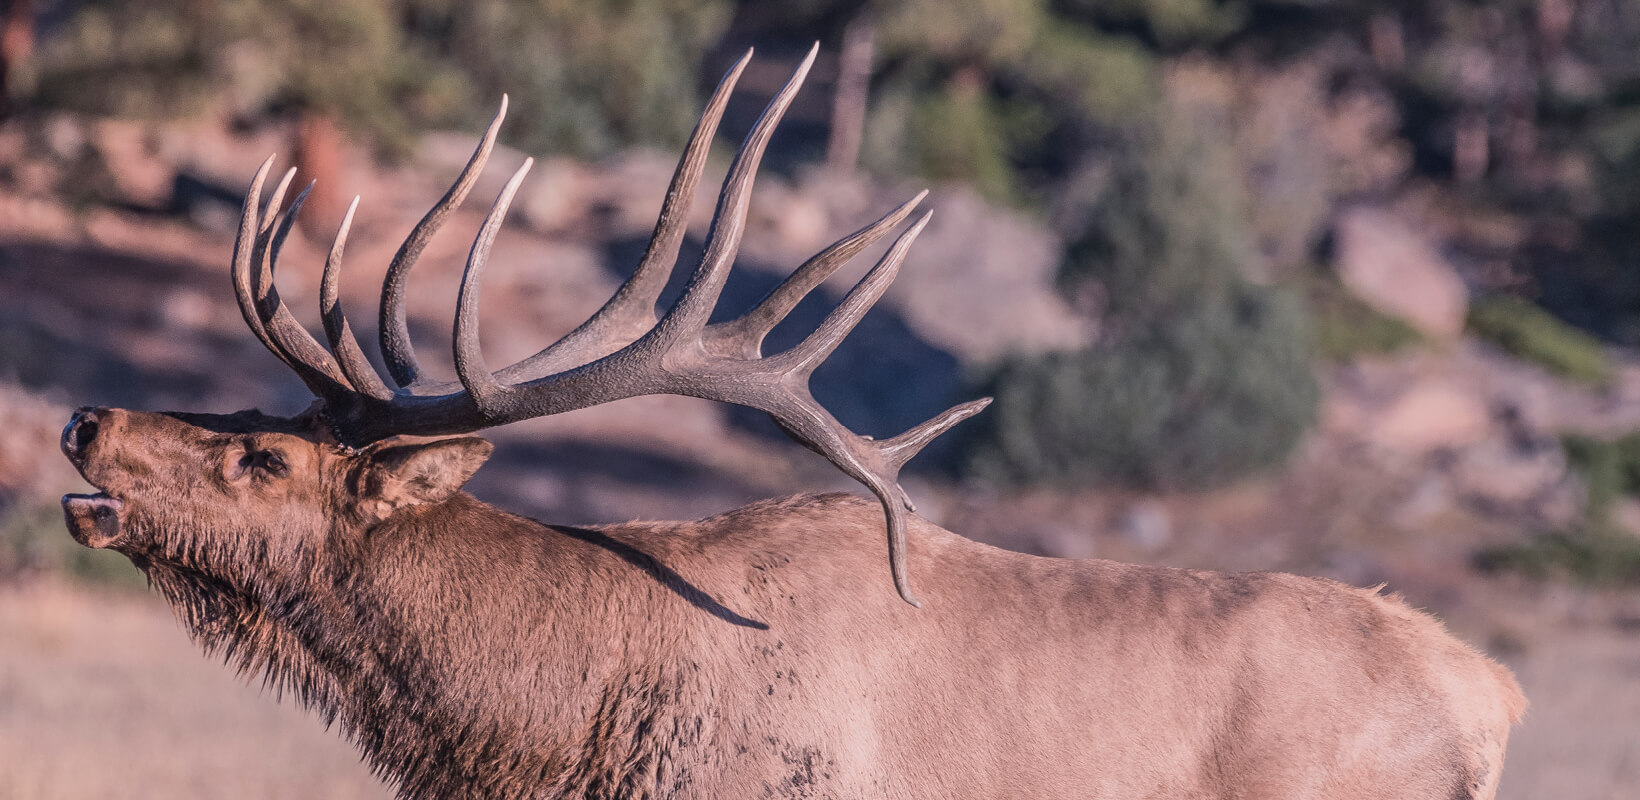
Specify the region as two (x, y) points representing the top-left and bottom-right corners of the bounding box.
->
(60, 49), (1524, 799)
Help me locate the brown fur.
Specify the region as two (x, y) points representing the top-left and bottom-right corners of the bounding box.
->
(61, 407), (1525, 799)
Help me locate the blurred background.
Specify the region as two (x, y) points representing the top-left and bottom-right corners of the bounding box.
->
(0, 0), (1636, 797)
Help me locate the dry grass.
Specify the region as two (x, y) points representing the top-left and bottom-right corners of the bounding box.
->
(0, 579), (388, 800)
(1499, 609), (1640, 800)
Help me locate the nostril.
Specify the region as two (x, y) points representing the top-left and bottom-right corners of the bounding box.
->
(62, 409), (101, 459)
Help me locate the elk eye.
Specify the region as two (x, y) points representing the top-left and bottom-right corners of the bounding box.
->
(260, 451), (289, 477)
(236, 450), (289, 478)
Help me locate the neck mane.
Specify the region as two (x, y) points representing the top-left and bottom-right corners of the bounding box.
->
(149, 494), (714, 799)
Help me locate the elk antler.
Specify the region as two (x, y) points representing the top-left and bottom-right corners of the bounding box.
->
(229, 46), (991, 607)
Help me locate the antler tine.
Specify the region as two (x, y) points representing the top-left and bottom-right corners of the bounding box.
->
(763, 396), (929, 607)
(763, 392), (992, 608)
(253, 181), (355, 396)
(320, 196), (394, 401)
(453, 158), (535, 411)
(773, 211), (931, 376)
(247, 167), (301, 366)
(493, 50), (752, 382)
(705, 190), (928, 360)
(235, 166), (303, 373)
(880, 397), (994, 473)
(645, 43), (819, 349)
(231, 156), (285, 363)
(851, 397), (993, 603)
(380, 95), (510, 389)
(262, 167), (298, 235)
(842, 459), (920, 606)
(746, 210), (935, 606)
(254, 178), (307, 311)
(624, 50), (751, 308)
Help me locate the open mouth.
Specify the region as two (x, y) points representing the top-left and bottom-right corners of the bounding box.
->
(62, 492), (125, 548)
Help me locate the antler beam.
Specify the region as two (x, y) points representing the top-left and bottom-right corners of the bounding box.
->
(228, 45), (991, 606)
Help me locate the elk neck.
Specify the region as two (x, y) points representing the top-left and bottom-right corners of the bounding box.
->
(183, 491), (723, 798)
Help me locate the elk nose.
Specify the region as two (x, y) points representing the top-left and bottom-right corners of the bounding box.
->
(62, 407), (102, 462)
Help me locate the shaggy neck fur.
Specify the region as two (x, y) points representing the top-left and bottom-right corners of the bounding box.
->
(140, 494), (708, 799)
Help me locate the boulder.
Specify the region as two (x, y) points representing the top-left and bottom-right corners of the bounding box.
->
(92, 119), (173, 209)
(1334, 207), (1468, 340)
(1610, 498), (1640, 537)
(1115, 500), (1172, 553)
(1368, 378), (1493, 455)
(875, 184), (1092, 363)
(747, 177), (832, 259)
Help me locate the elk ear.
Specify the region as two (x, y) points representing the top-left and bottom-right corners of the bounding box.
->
(362, 437), (494, 513)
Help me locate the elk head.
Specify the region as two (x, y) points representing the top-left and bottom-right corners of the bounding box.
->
(60, 405), (494, 647)
(60, 46), (987, 606)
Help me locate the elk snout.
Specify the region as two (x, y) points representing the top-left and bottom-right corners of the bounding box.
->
(61, 407), (103, 465)
(61, 407), (129, 549)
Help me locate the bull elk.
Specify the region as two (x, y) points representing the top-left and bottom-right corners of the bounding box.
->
(59, 48), (1525, 799)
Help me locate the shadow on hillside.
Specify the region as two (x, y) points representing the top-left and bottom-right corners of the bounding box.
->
(470, 436), (771, 523)
(0, 239), (270, 408)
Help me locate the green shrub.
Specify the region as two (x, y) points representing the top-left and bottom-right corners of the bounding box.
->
(1474, 529), (1640, 585)
(33, 0), (732, 158)
(907, 84), (1030, 203)
(1559, 432), (1640, 523)
(1302, 273), (1424, 362)
(967, 99), (1318, 491)
(967, 283), (1318, 491)
(406, 0), (734, 157)
(1466, 295), (1614, 386)
(0, 501), (145, 588)
(1476, 432), (1640, 586)
(1059, 103), (1252, 320)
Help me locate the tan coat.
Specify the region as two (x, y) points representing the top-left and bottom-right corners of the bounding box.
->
(62, 407), (1524, 799)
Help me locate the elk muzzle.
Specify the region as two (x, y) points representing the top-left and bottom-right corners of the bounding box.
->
(61, 407), (126, 548)
(61, 406), (101, 466)
(62, 492), (123, 548)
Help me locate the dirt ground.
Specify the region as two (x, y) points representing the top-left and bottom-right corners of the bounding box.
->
(1501, 610), (1640, 799)
(0, 580), (387, 800)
